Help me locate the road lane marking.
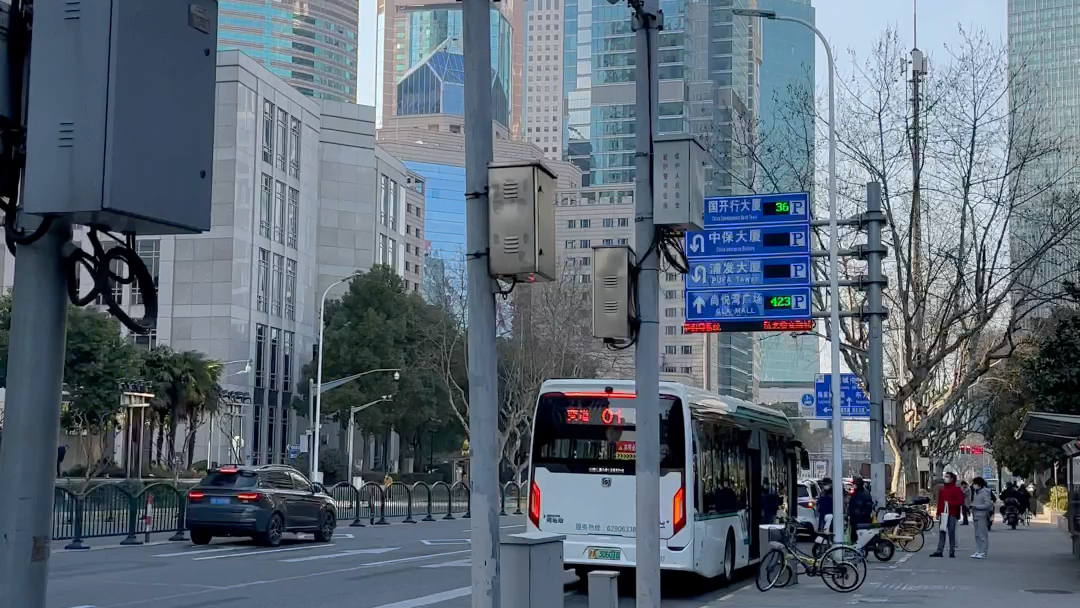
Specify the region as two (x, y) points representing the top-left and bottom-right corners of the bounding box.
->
(421, 539), (470, 545)
(153, 546), (241, 558)
(107, 549), (472, 607)
(462, 525), (525, 532)
(421, 558), (470, 568)
(280, 547), (399, 562)
(370, 586), (472, 608)
(192, 544), (334, 560)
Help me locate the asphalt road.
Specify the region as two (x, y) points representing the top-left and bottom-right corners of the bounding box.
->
(43, 515), (1080, 608)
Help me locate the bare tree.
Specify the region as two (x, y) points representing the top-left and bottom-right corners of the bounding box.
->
(726, 28), (1080, 495)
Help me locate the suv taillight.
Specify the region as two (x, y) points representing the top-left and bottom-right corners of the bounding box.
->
(672, 486), (686, 536)
(237, 492), (261, 502)
(528, 481), (541, 527)
(187, 490), (205, 501)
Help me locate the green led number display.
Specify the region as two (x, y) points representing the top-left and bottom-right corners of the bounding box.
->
(766, 296), (793, 310)
(775, 201), (790, 213)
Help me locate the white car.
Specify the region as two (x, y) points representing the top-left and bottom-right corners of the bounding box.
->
(795, 479), (821, 535)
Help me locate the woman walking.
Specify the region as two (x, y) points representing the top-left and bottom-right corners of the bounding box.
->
(970, 476), (993, 559)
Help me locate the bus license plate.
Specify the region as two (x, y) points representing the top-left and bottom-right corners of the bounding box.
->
(587, 547), (621, 561)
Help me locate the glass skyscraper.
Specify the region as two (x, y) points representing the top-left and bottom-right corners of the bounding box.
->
(216, 0), (359, 102)
(1008, 0), (1080, 300)
(756, 0), (817, 384)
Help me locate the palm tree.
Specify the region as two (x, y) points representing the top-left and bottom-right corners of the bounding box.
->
(141, 346), (223, 469)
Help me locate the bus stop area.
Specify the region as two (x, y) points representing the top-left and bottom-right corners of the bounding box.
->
(716, 518), (1080, 608)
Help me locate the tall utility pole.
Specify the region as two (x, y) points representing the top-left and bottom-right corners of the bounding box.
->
(865, 182), (888, 508)
(461, 0), (500, 605)
(907, 42), (927, 492)
(631, 0), (661, 604)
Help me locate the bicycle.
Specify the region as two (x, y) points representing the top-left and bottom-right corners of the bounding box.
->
(756, 517), (866, 593)
(873, 507), (927, 552)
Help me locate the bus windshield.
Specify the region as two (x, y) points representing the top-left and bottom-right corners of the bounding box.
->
(531, 393), (685, 475)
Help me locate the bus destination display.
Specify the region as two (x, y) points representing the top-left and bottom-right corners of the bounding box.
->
(565, 407), (632, 426)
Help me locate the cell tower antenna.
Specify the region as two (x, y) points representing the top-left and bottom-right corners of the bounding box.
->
(913, 0), (918, 48)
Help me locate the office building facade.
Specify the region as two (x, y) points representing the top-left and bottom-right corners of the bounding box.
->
(524, 0), (566, 161)
(1008, 0), (1080, 304)
(0, 52), (425, 468)
(217, 0), (360, 103)
(375, 0), (525, 137)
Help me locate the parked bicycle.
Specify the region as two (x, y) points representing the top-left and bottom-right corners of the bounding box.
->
(756, 516), (866, 593)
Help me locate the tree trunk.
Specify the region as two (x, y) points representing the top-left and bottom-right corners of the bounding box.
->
(155, 420), (165, 465)
(901, 443), (921, 497)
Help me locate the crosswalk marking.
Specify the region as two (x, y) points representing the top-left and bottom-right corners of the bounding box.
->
(421, 558), (470, 568)
(370, 587), (472, 608)
(192, 544), (333, 561)
(279, 547), (399, 563)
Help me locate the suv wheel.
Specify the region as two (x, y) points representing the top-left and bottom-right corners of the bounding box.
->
(259, 513), (284, 547)
(190, 528), (212, 545)
(314, 510), (336, 542)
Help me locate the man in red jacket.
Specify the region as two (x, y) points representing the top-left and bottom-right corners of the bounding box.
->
(931, 471), (965, 558)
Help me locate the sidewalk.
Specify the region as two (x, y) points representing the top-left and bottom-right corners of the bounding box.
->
(729, 518), (1080, 607)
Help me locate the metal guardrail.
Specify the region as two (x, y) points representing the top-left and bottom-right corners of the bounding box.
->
(45, 480), (528, 549)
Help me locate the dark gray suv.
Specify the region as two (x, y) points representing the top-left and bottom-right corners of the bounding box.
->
(186, 465), (336, 547)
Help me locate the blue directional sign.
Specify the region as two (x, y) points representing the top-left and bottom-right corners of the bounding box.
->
(686, 224), (810, 258)
(685, 255), (811, 289)
(686, 287), (811, 322)
(814, 373), (871, 419)
(704, 192), (811, 226)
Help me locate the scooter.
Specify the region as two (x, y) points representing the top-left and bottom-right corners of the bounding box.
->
(813, 514), (898, 562)
(1003, 497), (1021, 529)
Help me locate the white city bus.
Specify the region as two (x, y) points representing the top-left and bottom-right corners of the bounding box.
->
(525, 379), (804, 581)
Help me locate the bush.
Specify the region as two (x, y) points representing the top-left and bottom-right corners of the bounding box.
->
(1049, 485), (1068, 512)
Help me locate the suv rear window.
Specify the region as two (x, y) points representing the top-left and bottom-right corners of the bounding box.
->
(798, 485), (810, 498)
(199, 471), (257, 488)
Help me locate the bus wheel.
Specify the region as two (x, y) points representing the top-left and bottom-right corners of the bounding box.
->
(722, 531), (736, 583)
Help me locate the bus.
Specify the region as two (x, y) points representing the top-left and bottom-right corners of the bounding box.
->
(525, 379), (806, 581)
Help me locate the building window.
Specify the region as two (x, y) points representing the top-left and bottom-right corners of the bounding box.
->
(285, 259), (297, 320)
(665, 345), (677, 354)
(379, 176), (390, 227)
(260, 175), (273, 239)
(580, 257), (590, 266)
(271, 254), (284, 317)
(580, 239), (590, 248)
(94, 243), (122, 305)
(618, 217), (630, 227)
(664, 307), (678, 317)
(287, 187), (299, 249)
(283, 331), (294, 393)
(666, 272), (677, 282)
(255, 324), (267, 388)
(603, 218), (614, 227)
(618, 238), (629, 245)
(565, 240), (575, 249)
(579, 219), (591, 228)
(681, 366), (693, 375)
(681, 345), (693, 355)
(276, 108), (288, 171)
(130, 329), (157, 350)
(663, 365), (677, 373)
(665, 290), (677, 299)
(289, 117), (301, 178)
(273, 181), (286, 244)
(665, 325), (677, 335)
(262, 101), (274, 164)
(603, 239), (614, 245)
(132, 239), (160, 306)
(566, 219), (575, 229)
(257, 249), (270, 313)
(269, 328), (280, 391)
(389, 181), (398, 231)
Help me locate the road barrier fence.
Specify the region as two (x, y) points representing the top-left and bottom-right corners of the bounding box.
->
(46, 479), (526, 548)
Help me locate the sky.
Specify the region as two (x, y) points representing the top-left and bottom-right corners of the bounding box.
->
(355, 0), (1009, 107)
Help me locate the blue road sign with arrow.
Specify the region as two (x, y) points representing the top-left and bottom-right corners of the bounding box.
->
(686, 287), (811, 322)
(685, 255), (811, 289)
(814, 373), (870, 418)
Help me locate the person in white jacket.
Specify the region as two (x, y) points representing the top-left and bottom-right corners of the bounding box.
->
(970, 476), (994, 558)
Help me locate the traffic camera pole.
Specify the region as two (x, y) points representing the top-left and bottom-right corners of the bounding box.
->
(0, 5), (74, 604)
(631, 0), (661, 605)
(864, 182), (888, 508)
(462, 0), (501, 604)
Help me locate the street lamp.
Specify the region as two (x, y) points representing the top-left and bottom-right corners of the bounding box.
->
(208, 359), (251, 467)
(734, 6), (844, 544)
(346, 395), (393, 487)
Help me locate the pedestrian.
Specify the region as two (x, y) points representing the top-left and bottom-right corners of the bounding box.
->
(930, 471), (964, 558)
(761, 478), (781, 525)
(818, 477), (834, 532)
(970, 476), (993, 559)
(56, 444), (67, 478)
(960, 480), (971, 525)
(847, 477), (874, 544)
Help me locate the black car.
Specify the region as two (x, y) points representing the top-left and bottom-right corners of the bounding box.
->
(186, 464), (336, 547)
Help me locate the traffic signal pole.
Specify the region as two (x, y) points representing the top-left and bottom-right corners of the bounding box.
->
(864, 182), (888, 508)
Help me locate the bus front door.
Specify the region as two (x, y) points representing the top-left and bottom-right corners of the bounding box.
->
(748, 448), (762, 560)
